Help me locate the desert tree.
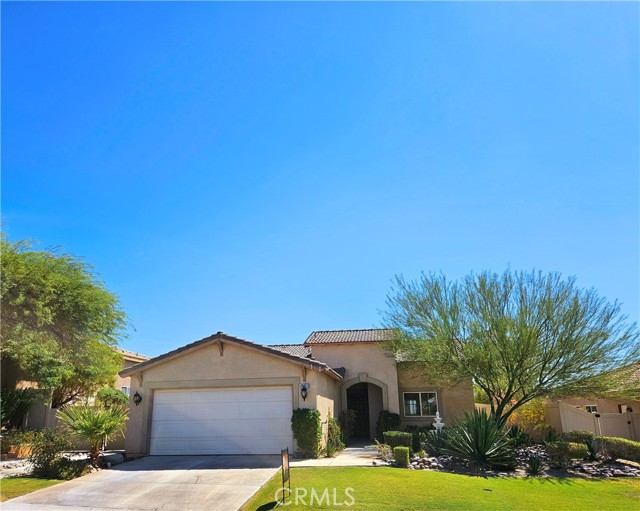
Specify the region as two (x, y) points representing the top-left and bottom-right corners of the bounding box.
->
(383, 270), (639, 423)
(1, 237), (126, 408)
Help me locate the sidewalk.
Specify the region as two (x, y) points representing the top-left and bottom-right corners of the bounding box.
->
(291, 443), (377, 467)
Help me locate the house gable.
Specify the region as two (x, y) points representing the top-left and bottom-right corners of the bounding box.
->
(120, 332), (342, 381)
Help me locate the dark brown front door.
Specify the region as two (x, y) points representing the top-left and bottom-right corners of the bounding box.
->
(346, 383), (370, 438)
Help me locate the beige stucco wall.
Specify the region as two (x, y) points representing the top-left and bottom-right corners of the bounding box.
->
(124, 341), (338, 456)
(556, 397), (640, 415)
(114, 359), (141, 391)
(397, 363), (474, 428)
(310, 370), (341, 446)
(311, 343), (400, 414)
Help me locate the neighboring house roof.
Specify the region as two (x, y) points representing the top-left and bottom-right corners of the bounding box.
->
(270, 344), (312, 358)
(119, 332), (343, 381)
(304, 328), (394, 345)
(118, 348), (150, 363)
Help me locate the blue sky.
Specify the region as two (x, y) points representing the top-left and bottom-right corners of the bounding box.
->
(3, 2), (638, 357)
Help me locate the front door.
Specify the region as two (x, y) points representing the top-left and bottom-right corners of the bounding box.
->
(346, 383), (370, 438)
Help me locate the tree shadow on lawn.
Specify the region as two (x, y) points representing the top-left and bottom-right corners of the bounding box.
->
(428, 467), (609, 486)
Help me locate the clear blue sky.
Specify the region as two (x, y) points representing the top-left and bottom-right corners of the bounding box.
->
(3, 2), (638, 357)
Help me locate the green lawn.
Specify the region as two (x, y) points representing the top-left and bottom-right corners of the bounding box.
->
(241, 467), (640, 511)
(0, 477), (62, 502)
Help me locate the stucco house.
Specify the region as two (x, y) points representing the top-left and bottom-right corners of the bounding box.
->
(120, 329), (474, 457)
(115, 349), (150, 398)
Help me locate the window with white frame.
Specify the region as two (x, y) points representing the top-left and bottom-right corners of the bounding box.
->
(121, 386), (131, 396)
(403, 392), (438, 417)
(585, 405), (598, 413)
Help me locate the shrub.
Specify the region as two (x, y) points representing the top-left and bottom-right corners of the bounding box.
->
(0, 429), (37, 455)
(57, 405), (128, 463)
(291, 408), (322, 459)
(325, 413), (345, 458)
(532, 423), (557, 444)
(526, 454), (544, 475)
(507, 425), (531, 448)
(375, 411), (400, 442)
(54, 458), (90, 480)
(339, 410), (357, 445)
(28, 428), (71, 478)
(441, 410), (515, 470)
(383, 431), (413, 450)
(373, 440), (393, 462)
(0, 388), (43, 428)
(96, 387), (129, 408)
(560, 430), (597, 460)
(506, 399), (545, 432)
(423, 429), (449, 456)
(404, 424), (434, 452)
(559, 430), (595, 444)
(393, 446), (410, 468)
(546, 441), (588, 468)
(593, 436), (640, 462)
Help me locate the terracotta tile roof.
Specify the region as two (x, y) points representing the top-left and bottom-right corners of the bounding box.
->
(119, 332), (343, 380)
(270, 344), (312, 358)
(304, 328), (394, 345)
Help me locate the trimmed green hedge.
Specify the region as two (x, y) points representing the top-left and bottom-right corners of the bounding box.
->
(384, 431), (413, 450)
(376, 411), (400, 441)
(393, 446), (410, 468)
(546, 442), (588, 468)
(291, 409), (322, 459)
(594, 436), (640, 462)
(559, 430), (595, 444)
(404, 425), (434, 452)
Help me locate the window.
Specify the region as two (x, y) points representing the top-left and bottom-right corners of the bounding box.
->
(403, 392), (438, 417)
(121, 386), (131, 396)
(585, 405), (598, 413)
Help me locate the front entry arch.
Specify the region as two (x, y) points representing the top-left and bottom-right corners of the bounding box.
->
(342, 374), (388, 439)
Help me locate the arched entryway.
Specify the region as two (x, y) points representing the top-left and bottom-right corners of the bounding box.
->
(345, 381), (385, 439)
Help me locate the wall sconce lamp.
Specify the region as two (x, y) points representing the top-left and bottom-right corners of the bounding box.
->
(300, 383), (310, 402)
(133, 391), (143, 406)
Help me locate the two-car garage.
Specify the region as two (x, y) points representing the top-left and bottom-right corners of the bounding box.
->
(120, 332), (342, 457)
(149, 387), (294, 455)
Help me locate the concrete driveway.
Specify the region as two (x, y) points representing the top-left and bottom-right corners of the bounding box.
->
(2, 455), (280, 511)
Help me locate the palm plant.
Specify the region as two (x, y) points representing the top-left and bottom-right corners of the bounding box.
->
(441, 410), (515, 470)
(57, 405), (128, 463)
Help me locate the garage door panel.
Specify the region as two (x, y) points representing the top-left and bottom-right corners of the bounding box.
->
(152, 403), (191, 421)
(150, 387), (294, 455)
(154, 392), (189, 405)
(237, 400), (290, 419)
(191, 402), (239, 419)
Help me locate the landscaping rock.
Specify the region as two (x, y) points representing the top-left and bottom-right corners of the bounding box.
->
(100, 453), (125, 466)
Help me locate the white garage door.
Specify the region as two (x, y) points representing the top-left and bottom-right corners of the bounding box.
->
(150, 387), (293, 455)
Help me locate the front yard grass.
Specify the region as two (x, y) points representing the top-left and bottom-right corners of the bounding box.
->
(0, 477), (62, 502)
(241, 467), (640, 510)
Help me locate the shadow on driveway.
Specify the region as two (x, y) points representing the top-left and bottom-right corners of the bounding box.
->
(2, 455), (281, 511)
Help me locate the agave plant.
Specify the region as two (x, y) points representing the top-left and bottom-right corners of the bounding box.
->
(57, 405), (128, 463)
(526, 454), (544, 475)
(441, 410), (515, 470)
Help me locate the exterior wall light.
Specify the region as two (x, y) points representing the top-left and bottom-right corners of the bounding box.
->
(133, 391), (142, 406)
(300, 383), (310, 401)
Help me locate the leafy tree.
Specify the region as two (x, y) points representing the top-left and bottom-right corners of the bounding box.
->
(57, 405), (128, 463)
(96, 387), (129, 408)
(0, 388), (44, 428)
(383, 270), (639, 424)
(1, 238), (126, 407)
